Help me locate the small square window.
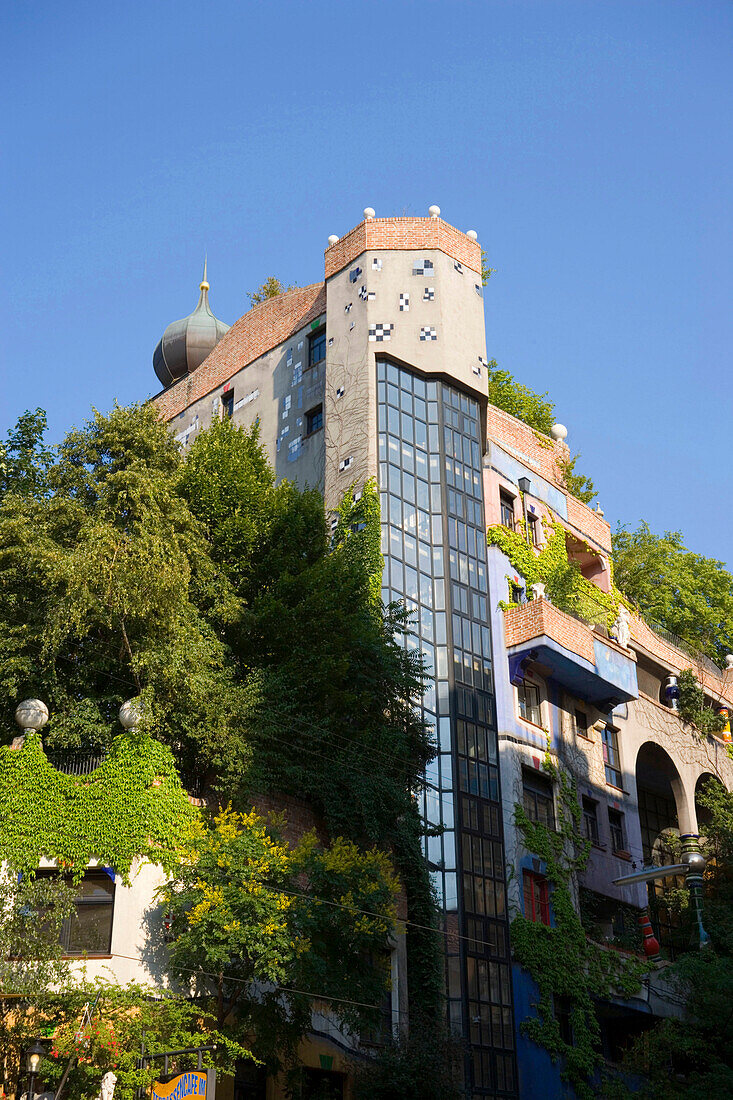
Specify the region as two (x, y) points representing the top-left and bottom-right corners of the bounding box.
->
(574, 708), (590, 739)
(517, 679), (541, 726)
(306, 405), (323, 435)
(221, 390), (234, 419)
(309, 327), (326, 367)
(523, 870), (550, 925)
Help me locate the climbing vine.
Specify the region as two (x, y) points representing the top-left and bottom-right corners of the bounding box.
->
(677, 668), (726, 737)
(487, 518), (622, 629)
(0, 732), (195, 881)
(511, 755), (650, 1098)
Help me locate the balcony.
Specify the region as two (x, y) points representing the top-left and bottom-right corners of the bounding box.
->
(505, 598), (638, 709)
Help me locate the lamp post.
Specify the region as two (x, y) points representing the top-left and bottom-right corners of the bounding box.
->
(24, 1040), (45, 1100)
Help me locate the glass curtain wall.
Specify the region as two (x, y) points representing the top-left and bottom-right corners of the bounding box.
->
(377, 360), (517, 1099)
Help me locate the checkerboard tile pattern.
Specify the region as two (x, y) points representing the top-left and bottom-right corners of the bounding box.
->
(368, 323), (394, 342)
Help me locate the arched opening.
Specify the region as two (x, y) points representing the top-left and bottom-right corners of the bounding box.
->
(694, 772), (723, 835)
(635, 742), (689, 957)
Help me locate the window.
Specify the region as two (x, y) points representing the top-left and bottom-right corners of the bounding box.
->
(608, 809), (626, 853)
(305, 404), (323, 434)
(221, 390), (234, 419)
(574, 708), (590, 739)
(582, 798), (599, 845)
(500, 490), (515, 528)
(554, 995), (574, 1045)
(527, 514), (540, 546)
(602, 726), (622, 788)
(510, 582), (525, 604)
(308, 326), (326, 367)
(523, 769), (554, 828)
(517, 678), (542, 726)
(40, 871), (115, 956)
(523, 870), (550, 925)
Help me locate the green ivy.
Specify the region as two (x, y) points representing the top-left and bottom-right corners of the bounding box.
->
(487, 519), (621, 629)
(511, 756), (650, 1099)
(678, 669), (726, 737)
(0, 731), (195, 882)
(332, 477), (383, 602)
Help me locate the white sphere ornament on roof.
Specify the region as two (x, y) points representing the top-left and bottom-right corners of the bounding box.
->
(550, 423), (568, 442)
(428, 205), (441, 218)
(363, 207), (375, 220)
(15, 699), (49, 731)
(466, 230), (478, 241)
(119, 698), (143, 731)
(726, 655), (733, 670)
(327, 234), (339, 245)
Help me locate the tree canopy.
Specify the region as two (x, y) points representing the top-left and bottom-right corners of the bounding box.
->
(248, 276), (297, 306)
(612, 522), (733, 665)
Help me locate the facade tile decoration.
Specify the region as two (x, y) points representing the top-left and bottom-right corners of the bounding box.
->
(324, 216), (482, 279)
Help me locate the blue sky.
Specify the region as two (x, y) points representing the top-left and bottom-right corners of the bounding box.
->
(2, 1), (732, 561)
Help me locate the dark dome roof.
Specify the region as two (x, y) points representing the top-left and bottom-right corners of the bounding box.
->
(153, 262), (230, 388)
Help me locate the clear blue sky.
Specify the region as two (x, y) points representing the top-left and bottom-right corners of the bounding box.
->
(2, 1), (732, 562)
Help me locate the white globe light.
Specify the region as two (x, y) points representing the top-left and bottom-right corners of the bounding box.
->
(119, 698), (143, 731)
(550, 423), (568, 442)
(428, 205), (441, 218)
(363, 207), (375, 220)
(327, 234), (339, 246)
(15, 699), (49, 731)
(466, 230), (478, 241)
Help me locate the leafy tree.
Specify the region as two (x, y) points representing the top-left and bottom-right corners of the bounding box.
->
(158, 807), (398, 1071)
(556, 453), (597, 504)
(480, 249), (496, 285)
(604, 780), (733, 1098)
(249, 277), (297, 306)
(612, 523), (733, 665)
(0, 874), (75, 1089)
(0, 403), (248, 778)
(351, 1027), (463, 1099)
(486, 360), (556, 434)
(0, 407), (54, 499)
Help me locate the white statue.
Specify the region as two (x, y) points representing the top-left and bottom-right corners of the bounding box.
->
(530, 582), (546, 601)
(612, 605), (631, 649)
(98, 1073), (117, 1100)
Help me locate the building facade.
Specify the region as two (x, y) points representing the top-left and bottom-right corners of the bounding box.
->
(149, 207), (733, 1099)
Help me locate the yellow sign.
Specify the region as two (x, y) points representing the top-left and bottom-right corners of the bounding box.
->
(152, 1071), (208, 1098)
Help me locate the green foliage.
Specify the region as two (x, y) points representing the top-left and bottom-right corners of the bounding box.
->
(604, 780), (733, 1098)
(557, 453), (597, 505)
(351, 1026), (463, 1099)
(159, 807), (397, 1069)
(511, 757), (649, 1099)
(0, 731), (195, 880)
(485, 360), (556, 434)
(480, 248), (496, 285)
(35, 983), (249, 1100)
(487, 518), (620, 628)
(612, 523), (733, 666)
(249, 276), (297, 306)
(0, 403), (249, 779)
(0, 407), (54, 499)
(0, 874), (76, 1083)
(677, 669), (726, 736)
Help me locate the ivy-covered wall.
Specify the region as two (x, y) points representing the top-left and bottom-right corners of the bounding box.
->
(0, 732), (195, 882)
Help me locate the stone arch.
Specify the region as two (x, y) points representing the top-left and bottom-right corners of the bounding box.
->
(635, 741), (693, 858)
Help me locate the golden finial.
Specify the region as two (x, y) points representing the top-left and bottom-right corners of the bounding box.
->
(200, 254), (209, 292)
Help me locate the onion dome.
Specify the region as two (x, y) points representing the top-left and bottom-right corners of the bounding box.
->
(153, 260), (230, 388)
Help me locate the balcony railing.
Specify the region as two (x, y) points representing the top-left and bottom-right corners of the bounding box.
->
(45, 750), (108, 777)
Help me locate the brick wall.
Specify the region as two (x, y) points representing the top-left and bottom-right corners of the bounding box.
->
(504, 598), (595, 665)
(152, 282), (327, 421)
(324, 216), (482, 279)
(251, 790), (328, 847)
(566, 496), (612, 555)
(630, 614), (733, 705)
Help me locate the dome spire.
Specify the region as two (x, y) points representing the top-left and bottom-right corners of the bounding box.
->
(153, 260), (230, 389)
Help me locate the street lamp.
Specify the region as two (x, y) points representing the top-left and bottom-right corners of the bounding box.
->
(25, 1040), (45, 1099)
